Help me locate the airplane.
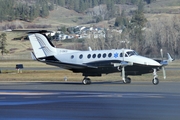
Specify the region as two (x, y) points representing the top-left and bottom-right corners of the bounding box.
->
(27, 30), (174, 85)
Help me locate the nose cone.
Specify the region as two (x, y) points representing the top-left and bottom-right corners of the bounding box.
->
(129, 56), (161, 66)
(144, 58), (161, 66)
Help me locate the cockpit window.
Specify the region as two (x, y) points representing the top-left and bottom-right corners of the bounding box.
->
(120, 51), (138, 57)
(126, 51), (138, 57)
(120, 53), (128, 57)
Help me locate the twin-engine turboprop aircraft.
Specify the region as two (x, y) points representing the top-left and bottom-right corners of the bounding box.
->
(28, 30), (173, 85)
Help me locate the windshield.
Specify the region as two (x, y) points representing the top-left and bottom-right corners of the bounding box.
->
(126, 51), (138, 57)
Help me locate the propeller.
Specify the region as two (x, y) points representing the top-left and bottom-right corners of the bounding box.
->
(160, 49), (166, 79)
(121, 49), (126, 82)
(160, 49), (163, 60)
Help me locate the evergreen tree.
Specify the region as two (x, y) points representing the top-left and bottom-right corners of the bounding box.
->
(91, 0), (98, 7)
(0, 33), (8, 55)
(74, 0), (80, 12)
(59, 0), (65, 6)
(114, 10), (129, 28)
(41, 3), (49, 18)
(129, 0), (147, 52)
(79, 0), (85, 12)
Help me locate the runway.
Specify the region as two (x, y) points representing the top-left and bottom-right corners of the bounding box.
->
(0, 81), (180, 120)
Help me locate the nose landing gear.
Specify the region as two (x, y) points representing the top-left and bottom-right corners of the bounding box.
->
(152, 69), (159, 85)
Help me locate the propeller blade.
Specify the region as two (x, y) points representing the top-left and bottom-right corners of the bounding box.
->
(160, 49), (163, 60)
(122, 48), (125, 61)
(122, 67), (125, 82)
(162, 67), (166, 79)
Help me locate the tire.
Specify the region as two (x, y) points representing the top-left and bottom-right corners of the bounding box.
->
(82, 79), (88, 85)
(126, 77), (131, 84)
(123, 77), (131, 84)
(152, 78), (159, 85)
(82, 78), (91, 85)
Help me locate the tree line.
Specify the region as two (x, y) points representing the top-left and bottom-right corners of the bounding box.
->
(0, 0), (53, 22)
(82, 0), (179, 58)
(0, 0), (155, 22)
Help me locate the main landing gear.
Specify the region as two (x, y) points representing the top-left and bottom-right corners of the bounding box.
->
(152, 69), (159, 85)
(123, 77), (131, 84)
(82, 77), (91, 85)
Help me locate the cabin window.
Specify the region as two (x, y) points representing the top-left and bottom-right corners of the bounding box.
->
(98, 54), (101, 58)
(103, 53), (106, 58)
(92, 54), (96, 58)
(87, 54), (91, 59)
(108, 53), (112, 58)
(79, 54), (83, 59)
(71, 55), (74, 59)
(120, 53), (122, 57)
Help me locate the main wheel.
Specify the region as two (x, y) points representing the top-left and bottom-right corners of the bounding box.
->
(82, 78), (91, 85)
(152, 78), (159, 85)
(123, 77), (131, 84)
(126, 77), (131, 84)
(86, 78), (91, 84)
(82, 79), (88, 85)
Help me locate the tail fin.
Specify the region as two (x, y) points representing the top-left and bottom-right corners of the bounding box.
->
(28, 33), (56, 59)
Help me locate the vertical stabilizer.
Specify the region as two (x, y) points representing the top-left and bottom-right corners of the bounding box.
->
(28, 33), (56, 59)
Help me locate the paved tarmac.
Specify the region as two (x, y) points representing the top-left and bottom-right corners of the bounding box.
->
(0, 81), (180, 120)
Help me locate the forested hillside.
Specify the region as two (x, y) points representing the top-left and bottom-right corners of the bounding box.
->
(0, 0), (155, 22)
(0, 0), (180, 58)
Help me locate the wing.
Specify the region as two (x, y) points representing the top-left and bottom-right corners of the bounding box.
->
(31, 52), (98, 70)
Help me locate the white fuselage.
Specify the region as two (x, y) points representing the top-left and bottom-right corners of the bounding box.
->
(54, 48), (161, 67)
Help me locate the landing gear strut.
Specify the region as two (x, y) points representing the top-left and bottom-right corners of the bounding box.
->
(152, 69), (159, 85)
(123, 77), (131, 84)
(82, 77), (91, 85)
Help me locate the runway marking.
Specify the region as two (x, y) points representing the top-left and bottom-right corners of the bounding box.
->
(0, 91), (171, 99)
(0, 92), (59, 96)
(56, 92), (164, 98)
(24, 96), (42, 99)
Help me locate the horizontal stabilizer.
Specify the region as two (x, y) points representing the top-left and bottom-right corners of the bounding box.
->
(30, 52), (37, 61)
(12, 29), (51, 34)
(167, 53), (174, 62)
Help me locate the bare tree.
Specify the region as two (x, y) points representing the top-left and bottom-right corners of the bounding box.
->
(144, 15), (180, 58)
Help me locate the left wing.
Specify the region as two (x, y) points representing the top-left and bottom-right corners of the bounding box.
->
(31, 52), (98, 70)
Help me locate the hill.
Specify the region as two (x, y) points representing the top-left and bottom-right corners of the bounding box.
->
(0, 0), (180, 60)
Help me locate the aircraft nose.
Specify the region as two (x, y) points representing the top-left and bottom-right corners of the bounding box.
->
(144, 58), (161, 66)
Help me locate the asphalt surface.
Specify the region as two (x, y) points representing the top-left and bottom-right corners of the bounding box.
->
(0, 81), (180, 120)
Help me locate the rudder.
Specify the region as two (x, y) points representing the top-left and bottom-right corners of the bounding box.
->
(28, 33), (56, 59)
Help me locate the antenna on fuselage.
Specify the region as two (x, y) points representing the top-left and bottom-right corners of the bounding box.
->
(88, 46), (92, 51)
